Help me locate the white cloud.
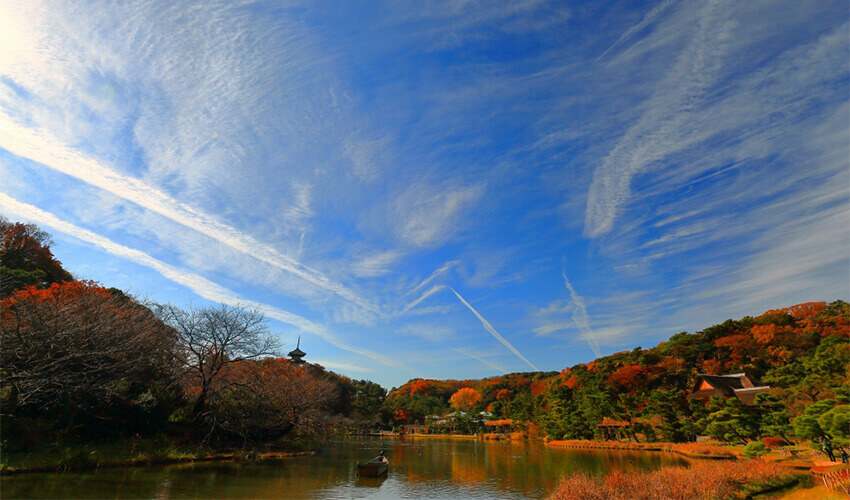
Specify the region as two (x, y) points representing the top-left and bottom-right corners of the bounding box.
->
(397, 323), (453, 341)
(391, 181), (483, 247)
(0, 193), (408, 372)
(599, 0), (677, 59)
(0, 113), (375, 312)
(585, 0), (736, 237)
(351, 250), (403, 278)
(407, 260), (459, 296)
(311, 360), (373, 374)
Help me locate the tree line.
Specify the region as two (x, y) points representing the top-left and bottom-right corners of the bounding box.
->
(2, 216), (847, 453)
(383, 301), (848, 447)
(0, 218), (385, 451)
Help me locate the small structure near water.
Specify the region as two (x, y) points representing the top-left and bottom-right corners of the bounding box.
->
(598, 417), (631, 441)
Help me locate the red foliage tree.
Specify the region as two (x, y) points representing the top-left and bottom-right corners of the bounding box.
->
(494, 388), (513, 401)
(1, 219), (74, 297)
(408, 379), (434, 397)
(393, 408), (413, 424)
(530, 379), (548, 396)
(561, 376), (579, 389)
(607, 365), (646, 391)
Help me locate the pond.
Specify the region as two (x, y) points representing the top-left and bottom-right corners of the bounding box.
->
(4, 437), (690, 499)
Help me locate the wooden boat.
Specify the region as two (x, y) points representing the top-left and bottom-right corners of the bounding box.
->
(357, 458), (388, 476)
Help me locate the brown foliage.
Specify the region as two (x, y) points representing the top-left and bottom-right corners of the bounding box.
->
(210, 359), (338, 441)
(549, 459), (789, 500)
(0, 281), (174, 410)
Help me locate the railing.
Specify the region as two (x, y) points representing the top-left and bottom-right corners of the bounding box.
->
(822, 467), (850, 496)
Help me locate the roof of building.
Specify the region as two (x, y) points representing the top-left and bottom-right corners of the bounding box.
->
(598, 417), (630, 427)
(693, 373), (753, 396)
(688, 373), (769, 406)
(485, 419), (514, 426)
(732, 386), (772, 406)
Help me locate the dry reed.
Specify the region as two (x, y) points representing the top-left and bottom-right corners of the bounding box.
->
(548, 459), (791, 500)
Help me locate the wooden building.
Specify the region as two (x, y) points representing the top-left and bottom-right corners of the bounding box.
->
(598, 417), (631, 441)
(688, 373), (770, 406)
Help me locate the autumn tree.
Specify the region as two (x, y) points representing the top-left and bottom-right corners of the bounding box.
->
(450, 387), (483, 411)
(0, 281), (175, 440)
(209, 359), (338, 443)
(0, 217), (73, 297)
(153, 303), (280, 420)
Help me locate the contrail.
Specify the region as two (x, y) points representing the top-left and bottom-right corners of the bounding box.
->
(406, 260), (458, 297)
(450, 347), (508, 374)
(598, 0), (676, 60)
(401, 285), (446, 314)
(562, 270), (602, 357)
(0, 113), (375, 312)
(0, 193), (406, 371)
(450, 287), (539, 371)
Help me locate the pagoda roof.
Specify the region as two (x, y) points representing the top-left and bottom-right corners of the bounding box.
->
(288, 335), (306, 357)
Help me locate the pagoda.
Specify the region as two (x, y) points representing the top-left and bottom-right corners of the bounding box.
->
(288, 335), (306, 364)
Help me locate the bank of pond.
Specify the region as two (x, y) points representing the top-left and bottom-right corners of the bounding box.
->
(2, 437), (825, 499)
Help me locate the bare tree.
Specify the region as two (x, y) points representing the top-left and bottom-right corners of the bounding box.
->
(152, 303), (280, 419)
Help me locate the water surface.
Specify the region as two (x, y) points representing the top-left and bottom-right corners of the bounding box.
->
(4, 437), (689, 499)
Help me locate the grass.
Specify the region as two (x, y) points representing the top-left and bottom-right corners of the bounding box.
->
(548, 459), (800, 500)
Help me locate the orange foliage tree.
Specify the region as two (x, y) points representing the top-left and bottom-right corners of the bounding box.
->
(450, 387), (483, 410)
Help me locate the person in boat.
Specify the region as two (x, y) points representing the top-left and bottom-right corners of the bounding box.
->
(376, 450), (387, 463)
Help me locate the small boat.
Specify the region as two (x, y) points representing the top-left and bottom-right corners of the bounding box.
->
(357, 458), (388, 477)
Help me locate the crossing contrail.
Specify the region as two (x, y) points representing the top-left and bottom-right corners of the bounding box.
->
(450, 287), (539, 371)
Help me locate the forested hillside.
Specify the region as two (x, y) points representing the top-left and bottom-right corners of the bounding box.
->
(384, 301), (849, 444)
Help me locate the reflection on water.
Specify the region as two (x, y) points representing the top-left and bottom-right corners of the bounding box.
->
(3, 437), (689, 499)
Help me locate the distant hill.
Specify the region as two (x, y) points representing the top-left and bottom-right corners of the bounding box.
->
(384, 301), (849, 444)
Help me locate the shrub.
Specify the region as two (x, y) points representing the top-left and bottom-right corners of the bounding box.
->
(762, 436), (788, 448)
(671, 442), (736, 458)
(744, 441), (769, 458)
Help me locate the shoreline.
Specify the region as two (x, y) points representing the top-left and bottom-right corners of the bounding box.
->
(1, 449), (315, 476)
(546, 439), (740, 460)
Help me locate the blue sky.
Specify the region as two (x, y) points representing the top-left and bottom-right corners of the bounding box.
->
(1, 0), (847, 388)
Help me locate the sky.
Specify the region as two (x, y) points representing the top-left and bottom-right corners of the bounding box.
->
(1, 0), (847, 388)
